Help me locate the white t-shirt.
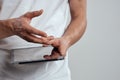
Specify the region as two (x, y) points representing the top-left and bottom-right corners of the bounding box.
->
(0, 0), (72, 80)
(0, 47), (71, 80)
(0, 0), (71, 50)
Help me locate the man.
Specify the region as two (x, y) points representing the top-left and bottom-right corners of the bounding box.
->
(0, 0), (86, 80)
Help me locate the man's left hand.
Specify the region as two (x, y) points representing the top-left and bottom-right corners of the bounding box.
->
(43, 37), (70, 59)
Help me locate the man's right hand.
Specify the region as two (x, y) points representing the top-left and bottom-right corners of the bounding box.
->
(2, 9), (53, 44)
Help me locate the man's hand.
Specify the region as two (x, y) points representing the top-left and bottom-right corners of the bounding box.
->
(44, 37), (70, 59)
(2, 9), (53, 44)
(44, 0), (87, 59)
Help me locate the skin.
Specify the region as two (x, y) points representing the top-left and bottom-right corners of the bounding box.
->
(0, 0), (87, 60)
(44, 0), (87, 59)
(0, 10), (53, 44)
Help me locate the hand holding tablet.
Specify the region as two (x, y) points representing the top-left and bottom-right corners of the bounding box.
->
(10, 46), (64, 64)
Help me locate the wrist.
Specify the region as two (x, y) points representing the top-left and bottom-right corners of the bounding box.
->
(61, 36), (72, 48)
(1, 19), (14, 36)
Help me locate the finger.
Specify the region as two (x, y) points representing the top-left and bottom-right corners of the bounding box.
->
(41, 36), (54, 45)
(26, 25), (47, 37)
(19, 32), (47, 44)
(48, 40), (60, 47)
(47, 36), (54, 40)
(43, 55), (52, 60)
(22, 9), (43, 19)
(40, 37), (51, 44)
(42, 36), (54, 47)
(45, 39), (54, 46)
(50, 52), (61, 59)
(29, 34), (53, 44)
(44, 48), (61, 59)
(44, 52), (61, 60)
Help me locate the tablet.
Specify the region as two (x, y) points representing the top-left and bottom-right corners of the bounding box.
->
(10, 46), (64, 64)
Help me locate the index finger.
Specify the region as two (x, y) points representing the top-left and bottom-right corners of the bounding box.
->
(27, 25), (47, 37)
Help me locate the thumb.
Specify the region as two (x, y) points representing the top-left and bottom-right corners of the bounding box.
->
(21, 9), (43, 20)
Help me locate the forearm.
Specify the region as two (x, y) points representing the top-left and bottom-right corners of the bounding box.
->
(0, 20), (13, 39)
(62, 0), (87, 46)
(62, 17), (86, 46)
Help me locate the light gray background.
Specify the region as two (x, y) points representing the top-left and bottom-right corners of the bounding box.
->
(69, 0), (120, 80)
